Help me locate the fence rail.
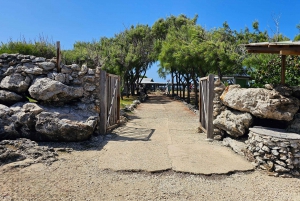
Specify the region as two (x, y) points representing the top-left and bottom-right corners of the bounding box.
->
(199, 74), (214, 140)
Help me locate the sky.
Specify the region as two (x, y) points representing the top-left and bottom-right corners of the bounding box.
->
(1, 0), (300, 82)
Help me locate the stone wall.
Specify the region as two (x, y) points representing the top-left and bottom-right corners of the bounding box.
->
(246, 127), (300, 177)
(212, 79), (226, 140)
(211, 81), (300, 177)
(212, 84), (300, 139)
(0, 53), (104, 141)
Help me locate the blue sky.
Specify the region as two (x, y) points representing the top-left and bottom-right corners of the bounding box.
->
(1, 0), (300, 82)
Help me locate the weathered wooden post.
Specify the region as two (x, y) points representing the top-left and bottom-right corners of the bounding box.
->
(206, 74), (214, 140)
(99, 69), (107, 134)
(199, 74), (214, 141)
(56, 41), (61, 73)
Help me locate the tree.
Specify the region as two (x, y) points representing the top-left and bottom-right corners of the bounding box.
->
(241, 21), (300, 87)
(101, 24), (155, 98)
(158, 20), (206, 104)
(200, 22), (244, 81)
(294, 23), (300, 41)
(153, 14), (199, 97)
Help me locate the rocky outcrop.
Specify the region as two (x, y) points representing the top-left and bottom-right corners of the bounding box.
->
(220, 85), (299, 121)
(213, 109), (253, 138)
(28, 78), (83, 102)
(0, 102), (98, 141)
(222, 137), (247, 156)
(0, 138), (58, 167)
(35, 112), (97, 141)
(0, 104), (17, 140)
(0, 52), (109, 141)
(0, 90), (23, 105)
(0, 73), (31, 93)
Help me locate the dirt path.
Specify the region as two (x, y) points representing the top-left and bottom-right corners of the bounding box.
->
(1, 94), (300, 200)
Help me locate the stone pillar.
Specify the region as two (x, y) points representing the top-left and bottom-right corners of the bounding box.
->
(212, 79), (226, 140)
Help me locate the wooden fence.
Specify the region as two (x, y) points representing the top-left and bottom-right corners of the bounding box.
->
(99, 70), (120, 134)
(199, 74), (214, 140)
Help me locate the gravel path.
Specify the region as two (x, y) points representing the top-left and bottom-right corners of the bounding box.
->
(1, 94), (300, 200)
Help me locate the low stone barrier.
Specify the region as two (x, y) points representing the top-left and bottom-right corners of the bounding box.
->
(246, 127), (300, 177)
(0, 53), (107, 141)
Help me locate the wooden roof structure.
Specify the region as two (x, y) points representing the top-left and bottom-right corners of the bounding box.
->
(245, 41), (300, 84)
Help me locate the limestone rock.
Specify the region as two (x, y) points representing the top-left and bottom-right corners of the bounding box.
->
(37, 61), (55, 70)
(0, 73), (31, 93)
(71, 64), (81, 71)
(213, 109), (253, 138)
(54, 73), (65, 83)
(220, 85), (299, 121)
(11, 103), (44, 138)
(3, 66), (15, 76)
(22, 66), (43, 75)
(35, 111), (97, 141)
(264, 84), (274, 90)
(222, 137), (246, 155)
(61, 65), (72, 74)
(28, 78), (83, 102)
(32, 57), (46, 62)
(0, 90), (23, 105)
(0, 104), (19, 140)
(0, 138), (58, 166)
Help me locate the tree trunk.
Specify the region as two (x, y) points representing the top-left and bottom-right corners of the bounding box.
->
(187, 78), (190, 104)
(193, 78), (198, 108)
(126, 77), (130, 98)
(130, 83), (135, 97)
(171, 71), (174, 96)
(176, 72), (179, 96)
(179, 73), (182, 98)
(218, 66), (222, 81)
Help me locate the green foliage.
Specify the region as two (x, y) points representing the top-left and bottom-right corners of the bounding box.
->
(100, 24), (155, 97)
(62, 40), (103, 67)
(244, 54), (300, 87)
(26, 96), (38, 103)
(0, 36), (56, 58)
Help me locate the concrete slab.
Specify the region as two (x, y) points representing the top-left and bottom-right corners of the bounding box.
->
(168, 143), (253, 174)
(97, 94), (253, 175)
(98, 141), (172, 172)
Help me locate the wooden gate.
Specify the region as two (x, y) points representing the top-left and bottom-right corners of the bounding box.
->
(99, 70), (120, 134)
(199, 74), (214, 140)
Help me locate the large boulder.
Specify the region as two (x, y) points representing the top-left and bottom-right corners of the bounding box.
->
(213, 109), (253, 138)
(35, 111), (97, 141)
(220, 85), (300, 121)
(37, 62), (55, 70)
(28, 78), (83, 102)
(0, 73), (31, 93)
(0, 103), (44, 140)
(22, 65), (43, 75)
(0, 90), (23, 105)
(10, 103), (44, 139)
(0, 102), (98, 141)
(0, 104), (19, 140)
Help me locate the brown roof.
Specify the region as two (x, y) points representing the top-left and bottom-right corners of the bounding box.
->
(245, 41), (300, 55)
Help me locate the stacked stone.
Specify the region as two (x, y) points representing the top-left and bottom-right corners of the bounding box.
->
(0, 53), (104, 141)
(246, 127), (300, 177)
(212, 79), (226, 140)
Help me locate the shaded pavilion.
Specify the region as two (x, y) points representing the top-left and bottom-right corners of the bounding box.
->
(245, 41), (300, 84)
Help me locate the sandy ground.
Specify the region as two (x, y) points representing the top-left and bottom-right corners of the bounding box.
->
(1, 94), (300, 201)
